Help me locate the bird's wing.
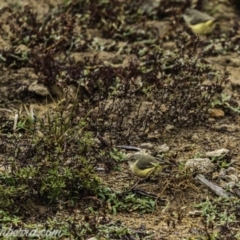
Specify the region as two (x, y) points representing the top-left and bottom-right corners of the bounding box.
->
(190, 11), (214, 25)
(137, 160), (159, 170)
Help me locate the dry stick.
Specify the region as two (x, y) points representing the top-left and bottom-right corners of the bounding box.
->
(131, 188), (157, 198)
(196, 174), (234, 198)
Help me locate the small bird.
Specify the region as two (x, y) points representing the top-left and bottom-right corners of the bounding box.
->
(183, 8), (217, 35)
(127, 154), (172, 178)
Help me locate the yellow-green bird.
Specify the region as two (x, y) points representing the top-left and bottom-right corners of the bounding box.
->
(183, 8), (217, 35)
(127, 154), (171, 178)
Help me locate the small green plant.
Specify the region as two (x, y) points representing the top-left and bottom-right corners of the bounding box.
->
(194, 197), (239, 237)
(98, 187), (156, 214)
(0, 103), (103, 215)
(209, 155), (231, 169)
(13, 104), (35, 132)
(109, 148), (126, 171)
(109, 148), (125, 162)
(211, 93), (240, 113)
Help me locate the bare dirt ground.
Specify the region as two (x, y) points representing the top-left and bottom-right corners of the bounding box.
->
(0, 0), (240, 239)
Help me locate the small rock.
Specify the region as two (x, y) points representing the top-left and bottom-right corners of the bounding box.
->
(36, 130), (44, 138)
(226, 167), (236, 175)
(147, 133), (162, 139)
(140, 142), (154, 149)
(28, 81), (49, 96)
(17, 44), (29, 52)
(154, 144), (170, 153)
(224, 174), (238, 183)
(185, 158), (214, 174)
(188, 210), (202, 216)
(160, 104), (168, 112)
(95, 167), (105, 172)
(191, 134), (199, 142)
(208, 108), (225, 118)
(207, 118), (216, 123)
(0, 166), (6, 172)
(206, 148), (229, 158)
(211, 124), (238, 132)
(165, 124), (175, 131)
(0, 165), (11, 173)
(202, 80), (213, 86)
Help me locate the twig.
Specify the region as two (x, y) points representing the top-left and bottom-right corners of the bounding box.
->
(195, 174), (233, 198)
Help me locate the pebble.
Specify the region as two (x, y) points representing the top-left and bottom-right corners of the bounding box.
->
(165, 124), (175, 131)
(207, 118), (216, 123)
(140, 142), (154, 149)
(191, 134), (199, 142)
(154, 144), (170, 153)
(211, 124), (238, 132)
(202, 80), (213, 86)
(224, 174), (238, 183)
(206, 148), (229, 158)
(226, 167), (236, 175)
(208, 108), (225, 118)
(28, 81), (49, 96)
(185, 158), (214, 174)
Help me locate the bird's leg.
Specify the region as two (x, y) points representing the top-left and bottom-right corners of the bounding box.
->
(127, 172), (153, 191)
(127, 178), (140, 191)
